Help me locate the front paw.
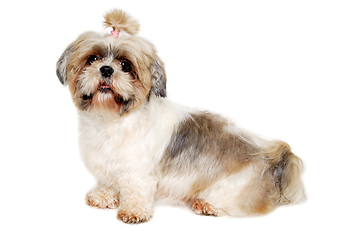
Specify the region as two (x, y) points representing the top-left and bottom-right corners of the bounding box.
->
(86, 187), (120, 209)
(117, 209), (152, 224)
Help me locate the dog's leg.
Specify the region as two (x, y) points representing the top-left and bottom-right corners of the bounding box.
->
(116, 176), (157, 224)
(86, 184), (120, 209)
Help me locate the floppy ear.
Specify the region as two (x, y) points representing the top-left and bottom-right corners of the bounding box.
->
(56, 45), (73, 85)
(150, 57), (167, 98)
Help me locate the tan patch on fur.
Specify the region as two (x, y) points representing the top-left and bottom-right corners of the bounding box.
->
(186, 179), (213, 202)
(192, 199), (219, 216)
(239, 186), (277, 215)
(238, 176), (277, 215)
(237, 141), (304, 215)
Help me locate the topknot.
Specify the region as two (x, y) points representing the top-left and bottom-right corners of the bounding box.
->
(103, 9), (140, 35)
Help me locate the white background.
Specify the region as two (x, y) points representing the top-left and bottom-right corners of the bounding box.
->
(1, 0), (359, 239)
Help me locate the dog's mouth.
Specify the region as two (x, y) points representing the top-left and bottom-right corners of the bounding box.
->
(98, 82), (113, 93)
(96, 83), (127, 106)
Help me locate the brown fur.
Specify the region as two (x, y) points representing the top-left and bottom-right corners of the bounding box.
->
(237, 141), (304, 215)
(57, 31), (165, 116)
(265, 142), (304, 204)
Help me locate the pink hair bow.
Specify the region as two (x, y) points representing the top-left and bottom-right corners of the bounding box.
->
(111, 30), (119, 38)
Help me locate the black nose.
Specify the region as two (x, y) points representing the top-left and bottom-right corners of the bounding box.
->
(100, 66), (114, 78)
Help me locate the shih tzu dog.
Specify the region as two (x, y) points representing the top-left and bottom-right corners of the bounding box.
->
(56, 9), (305, 224)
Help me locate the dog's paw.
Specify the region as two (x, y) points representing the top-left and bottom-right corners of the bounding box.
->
(86, 188), (120, 209)
(192, 199), (220, 216)
(117, 209), (152, 224)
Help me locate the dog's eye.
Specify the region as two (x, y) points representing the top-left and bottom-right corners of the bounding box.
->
(87, 55), (99, 65)
(120, 60), (132, 72)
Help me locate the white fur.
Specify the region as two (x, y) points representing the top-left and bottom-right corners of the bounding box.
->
(79, 97), (190, 217)
(198, 166), (254, 216)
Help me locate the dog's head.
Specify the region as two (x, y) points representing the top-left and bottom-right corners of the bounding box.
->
(56, 9), (166, 115)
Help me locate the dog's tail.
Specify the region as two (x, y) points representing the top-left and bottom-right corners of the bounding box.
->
(264, 141), (306, 205)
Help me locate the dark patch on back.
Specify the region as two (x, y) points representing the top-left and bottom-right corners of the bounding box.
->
(162, 112), (260, 174)
(168, 113), (221, 160)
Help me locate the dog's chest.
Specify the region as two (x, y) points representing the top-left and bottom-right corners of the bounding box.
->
(76, 100), (188, 186)
(79, 116), (140, 163)
(77, 112), (171, 180)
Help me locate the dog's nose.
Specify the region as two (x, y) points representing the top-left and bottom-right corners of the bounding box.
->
(100, 66), (114, 78)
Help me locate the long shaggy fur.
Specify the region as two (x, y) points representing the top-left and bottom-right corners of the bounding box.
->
(57, 9), (305, 224)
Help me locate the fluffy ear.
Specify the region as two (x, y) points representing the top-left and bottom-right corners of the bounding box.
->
(56, 45), (73, 85)
(150, 57), (167, 98)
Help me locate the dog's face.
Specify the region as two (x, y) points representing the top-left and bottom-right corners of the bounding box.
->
(57, 31), (166, 115)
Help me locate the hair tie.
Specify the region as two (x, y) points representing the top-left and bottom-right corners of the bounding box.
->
(111, 30), (119, 38)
